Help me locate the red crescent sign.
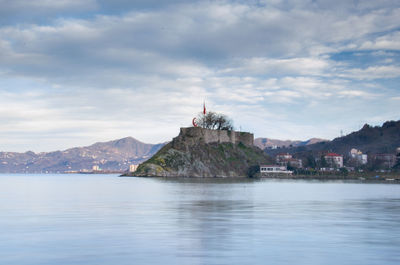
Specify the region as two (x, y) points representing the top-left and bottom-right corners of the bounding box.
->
(192, 117), (198, 127)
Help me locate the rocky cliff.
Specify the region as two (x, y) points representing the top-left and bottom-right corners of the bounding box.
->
(128, 127), (273, 177)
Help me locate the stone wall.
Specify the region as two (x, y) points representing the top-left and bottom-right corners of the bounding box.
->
(172, 127), (254, 149)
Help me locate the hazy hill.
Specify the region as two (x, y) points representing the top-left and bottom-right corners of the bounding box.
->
(254, 137), (326, 150)
(0, 137), (166, 173)
(265, 120), (400, 156)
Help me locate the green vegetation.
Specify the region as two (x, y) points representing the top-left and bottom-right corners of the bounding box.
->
(133, 141), (273, 177)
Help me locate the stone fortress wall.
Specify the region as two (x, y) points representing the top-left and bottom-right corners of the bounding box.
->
(172, 127), (254, 148)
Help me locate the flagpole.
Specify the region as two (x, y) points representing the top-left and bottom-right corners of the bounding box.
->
(203, 101), (206, 128)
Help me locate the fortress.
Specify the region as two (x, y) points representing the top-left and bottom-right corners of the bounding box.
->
(171, 127), (254, 149)
(130, 126), (270, 178)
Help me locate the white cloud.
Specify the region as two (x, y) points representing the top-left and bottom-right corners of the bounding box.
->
(0, 1), (399, 151)
(1, 1), (399, 82)
(340, 65), (400, 80)
(221, 57), (332, 76)
(337, 90), (376, 98)
(360, 31), (400, 51)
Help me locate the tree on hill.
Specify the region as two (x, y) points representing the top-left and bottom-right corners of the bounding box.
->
(319, 155), (328, 168)
(304, 154), (316, 168)
(195, 111), (234, 130)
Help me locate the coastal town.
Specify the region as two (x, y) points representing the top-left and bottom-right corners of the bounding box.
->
(261, 147), (400, 177)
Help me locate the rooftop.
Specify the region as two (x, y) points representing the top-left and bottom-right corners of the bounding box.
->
(325, 153), (342, 157)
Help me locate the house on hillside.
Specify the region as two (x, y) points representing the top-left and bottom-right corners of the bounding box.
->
(349, 148), (368, 165)
(276, 153), (292, 161)
(276, 153), (303, 168)
(324, 153), (343, 168)
(396, 148), (400, 165)
(373, 154), (397, 168)
(287, 158), (303, 168)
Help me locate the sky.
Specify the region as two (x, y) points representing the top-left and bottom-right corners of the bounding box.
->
(0, 0), (399, 152)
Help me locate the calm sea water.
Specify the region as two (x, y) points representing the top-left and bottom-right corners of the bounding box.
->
(0, 174), (399, 265)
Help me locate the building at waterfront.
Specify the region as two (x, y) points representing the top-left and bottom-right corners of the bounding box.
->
(260, 165), (292, 175)
(324, 153), (343, 168)
(129, 164), (139, 172)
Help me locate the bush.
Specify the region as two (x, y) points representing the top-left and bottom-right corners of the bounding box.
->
(247, 165), (260, 178)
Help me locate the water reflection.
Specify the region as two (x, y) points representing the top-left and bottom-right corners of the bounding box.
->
(0, 174), (399, 265)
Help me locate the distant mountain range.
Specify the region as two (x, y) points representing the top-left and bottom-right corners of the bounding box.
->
(254, 137), (327, 150)
(265, 120), (400, 156)
(0, 137), (166, 173)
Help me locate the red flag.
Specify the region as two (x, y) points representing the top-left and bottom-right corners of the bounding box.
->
(203, 102), (206, 115)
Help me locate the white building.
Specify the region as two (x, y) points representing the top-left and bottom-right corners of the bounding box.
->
(276, 153), (302, 168)
(260, 165), (292, 174)
(92, 165), (100, 171)
(374, 154), (396, 168)
(396, 147), (400, 165)
(287, 158), (303, 168)
(276, 153), (292, 161)
(349, 148), (368, 165)
(129, 164), (139, 172)
(324, 153), (343, 168)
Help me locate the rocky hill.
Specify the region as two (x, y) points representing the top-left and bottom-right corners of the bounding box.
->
(254, 137), (326, 149)
(128, 127), (273, 178)
(0, 137), (165, 173)
(265, 120), (400, 156)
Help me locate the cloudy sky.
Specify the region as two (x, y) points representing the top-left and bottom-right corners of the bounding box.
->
(1, 0), (399, 152)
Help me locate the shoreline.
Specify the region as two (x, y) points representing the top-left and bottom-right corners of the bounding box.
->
(257, 174), (400, 182)
(121, 172), (400, 182)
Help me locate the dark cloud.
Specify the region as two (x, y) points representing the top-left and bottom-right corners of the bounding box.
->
(1, 0), (399, 89)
